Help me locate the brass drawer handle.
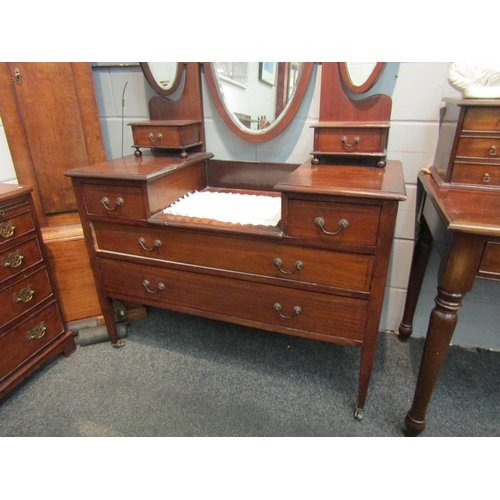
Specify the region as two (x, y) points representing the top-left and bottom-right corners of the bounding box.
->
(489, 146), (497, 156)
(0, 220), (16, 239)
(274, 303), (302, 319)
(27, 321), (47, 340)
(143, 280), (165, 294)
(3, 249), (24, 268)
(14, 284), (35, 303)
(315, 217), (349, 235)
(139, 237), (162, 251)
(274, 257), (303, 275)
(101, 197), (124, 211)
(148, 132), (163, 143)
(483, 173), (491, 183)
(341, 136), (360, 148)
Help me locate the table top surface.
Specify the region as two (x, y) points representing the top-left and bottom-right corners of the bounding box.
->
(421, 170), (500, 237)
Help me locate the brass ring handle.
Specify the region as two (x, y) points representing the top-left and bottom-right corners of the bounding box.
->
(274, 303), (302, 319)
(274, 257), (303, 275)
(3, 249), (24, 268)
(27, 321), (47, 340)
(315, 217), (349, 235)
(139, 237), (162, 251)
(148, 133), (163, 143)
(483, 173), (491, 183)
(14, 284), (35, 303)
(143, 280), (166, 294)
(489, 146), (497, 156)
(101, 197), (124, 211)
(0, 220), (16, 238)
(341, 136), (360, 148)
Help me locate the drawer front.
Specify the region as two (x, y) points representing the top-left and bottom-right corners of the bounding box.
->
(286, 200), (380, 248)
(451, 162), (500, 186)
(463, 107), (500, 132)
(83, 184), (146, 220)
(0, 267), (53, 329)
(456, 137), (500, 160)
(0, 301), (64, 381)
(94, 222), (374, 292)
(0, 236), (43, 285)
(315, 127), (386, 154)
(0, 210), (36, 247)
(98, 258), (368, 343)
(479, 241), (500, 277)
(131, 123), (200, 148)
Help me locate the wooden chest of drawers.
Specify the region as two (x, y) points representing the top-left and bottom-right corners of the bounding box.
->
(432, 98), (500, 188)
(67, 153), (406, 419)
(0, 183), (75, 399)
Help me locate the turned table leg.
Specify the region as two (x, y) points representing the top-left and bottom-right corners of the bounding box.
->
(398, 218), (432, 341)
(404, 232), (484, 436)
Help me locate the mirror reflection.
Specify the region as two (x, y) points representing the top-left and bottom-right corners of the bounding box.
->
(346, 62), (378, 87)
(212, 62), (303, 132)
(147, 62), (179, 90)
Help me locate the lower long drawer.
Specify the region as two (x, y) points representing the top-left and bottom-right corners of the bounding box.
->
(98, 258), (368, 344)
(0, 301), (65, 381)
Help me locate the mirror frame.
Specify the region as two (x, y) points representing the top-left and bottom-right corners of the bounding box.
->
(339, 62), (386, 94)
(204, 62), (315, 143)
(140, 62), (184, 96)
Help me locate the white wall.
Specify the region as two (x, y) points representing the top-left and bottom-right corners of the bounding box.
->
(0, 116), (17, 183)
(2, 62), (498, 350)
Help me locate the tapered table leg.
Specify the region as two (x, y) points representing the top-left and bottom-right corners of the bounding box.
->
(398, 218), (433, 341)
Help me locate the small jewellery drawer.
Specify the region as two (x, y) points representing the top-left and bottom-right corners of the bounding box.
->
(0, 210), (36, 246)
(0, 267), (53, 329)
(0, 301), (64, 381)
(456, 137), (500, 160)
(0, 236), (43, 285)
(478, 241), (500, 277)
(451, 162), (500, 186)
(94, 223), (375, 292)
(129, 120), (202, 149)
(98, 258), (368, 343)
(83, 184), (146, 220)
(314, 126), (387, 154)
(463, 107), (500, 132)
(286, 200), (381, 248)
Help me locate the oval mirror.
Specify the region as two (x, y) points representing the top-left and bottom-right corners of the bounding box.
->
(339, 62), (386, 94)
(140, 62), (184, 96)
(204, 62), (314, 143)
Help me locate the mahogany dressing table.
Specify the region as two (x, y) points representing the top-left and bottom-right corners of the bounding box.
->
(67, 62), (406, 419)
(399, 98), (500, 436)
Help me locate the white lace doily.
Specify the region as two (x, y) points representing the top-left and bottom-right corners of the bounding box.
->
(163, 191), (281, 226)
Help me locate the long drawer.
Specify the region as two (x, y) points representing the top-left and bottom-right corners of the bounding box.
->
(0, 236), (43, 285)
(93, 222), (374, 293)
(0, 301), (64, 381)
(98, 258), (368, 343)
(0, 266), (54, 329)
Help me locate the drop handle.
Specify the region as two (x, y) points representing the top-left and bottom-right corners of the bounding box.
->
(143, 280), (166, 294)
(148, 133), (163, 143)
(341, 136), (360, 148)
(315, 217), (349, 235)
(0, 220), (16, 238)
(489, 146), (497, 156)
(274, 257), (303, 275)
(139, 237), (162, 251)
(101, 197), (124, 211)
(274, 303), (302, 319)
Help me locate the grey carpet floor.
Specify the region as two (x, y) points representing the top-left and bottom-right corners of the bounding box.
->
(1, 306), (499, 437)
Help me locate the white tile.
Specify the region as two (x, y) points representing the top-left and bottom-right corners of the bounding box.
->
(0, 121), (16, 182)
(387, 239), (414, 289)
(391, 62), (452, 122)
(388, 121), (440, 184)
(394, 184), (417, 240)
